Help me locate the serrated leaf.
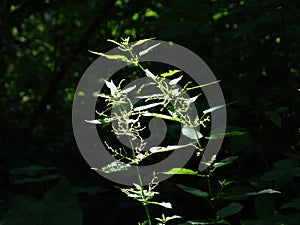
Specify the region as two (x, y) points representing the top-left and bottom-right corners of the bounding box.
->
(177, 184), (209, 198)
(93, 160), (131, 173)
(182, 126), (202, 140)
(131, 38), (156, 48)
(217, 202), (243, 218)
(107, 39), (124, 47)
(88, 50), (129, 61)
(161, 69), (181, 77)
(163, 168), (199, 176)
(139, 43), (160, 56)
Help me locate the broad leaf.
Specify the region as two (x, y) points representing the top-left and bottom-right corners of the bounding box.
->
(177, 184), (209, 198)
(163, 168), (199, 176)
(1, 177), (82, 225)
(217, 202), (243, 218)
(182, 126), (203, 140)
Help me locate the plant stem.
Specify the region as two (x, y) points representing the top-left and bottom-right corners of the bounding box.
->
(136, 166), (152, 225)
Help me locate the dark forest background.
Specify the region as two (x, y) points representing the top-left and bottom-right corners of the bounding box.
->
(0, 0), (299, 224)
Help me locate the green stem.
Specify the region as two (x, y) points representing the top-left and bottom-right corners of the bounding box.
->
(128, 137), (152, 225)
(136, 166), (152, 225)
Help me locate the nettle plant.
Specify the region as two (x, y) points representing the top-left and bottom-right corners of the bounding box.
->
(87, 38), (281, 225)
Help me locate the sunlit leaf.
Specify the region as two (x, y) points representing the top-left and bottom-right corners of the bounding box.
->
(185, 80), (220, 91)
(149, 145), (188, 153)
(163, 168), (199, 176)
(92, 160), (131, 173)
(88, 50), (129, 62)
(203, 104), (226, 114)
(139, 43), (161, 56)
(84, 119), (101, 124)
(145, 69), (156, 79)
(120, 85), (136, 94)
(160, 69), (181, 77)
(134, 102), (163, 111)
(182, 126), (202, 140)
(142, 112), (180, 121)
(131, 38), (156, 48)
(169, 75), (183, 85)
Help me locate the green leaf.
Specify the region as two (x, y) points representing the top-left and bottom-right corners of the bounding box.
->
(177, 184), (209, 198)
(134, 102), (163, 111)
(219, 188), (280, 200)
(261, 169), (286, 181)
(160, 69), (181, 77)
(185, 80), (220, 91)
(138, 43), (160, 56)
(281, 197), (300, 209)
(1, 177), (82, 225)
(216, 202), (243, 218)
(182, 126), (203, 140)
(213, 156), (238, 168)
(163, 168), (199, 176)
(107, 39), (124, 47)
(274, 159), (294, 169)
(93, 160), (131, 173)
(71, 186), (110, 196)
(130, 38), (156, 48)
(142, 112), (180, 122)
(206, 131), (245, 140)
(169, 75), (183, 85)
(203, 104), (226, 114)
(84, 119), (101, 124)
(266, 111), (282, 128)
(151, 202), (172, 209)
(12, 174), (59, 184)
(255, 195), (276, 219)
(149, 145), (188, 153)
(88, 50), (129, 62)
(10, 165), (56, 177)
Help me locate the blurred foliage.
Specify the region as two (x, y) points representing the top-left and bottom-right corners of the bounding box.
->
(0, 0), (299, 224)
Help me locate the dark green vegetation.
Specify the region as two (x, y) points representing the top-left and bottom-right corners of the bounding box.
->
(0, 0), (299, 224)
